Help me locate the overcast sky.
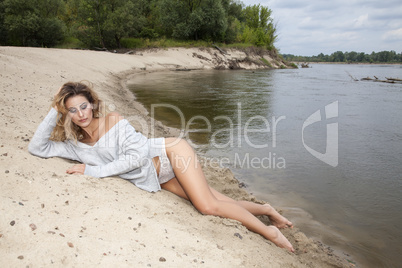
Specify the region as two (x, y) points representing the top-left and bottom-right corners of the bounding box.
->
(240, 0), (402, 56)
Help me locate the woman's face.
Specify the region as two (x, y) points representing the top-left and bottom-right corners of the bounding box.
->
(65, 95), (93, 128)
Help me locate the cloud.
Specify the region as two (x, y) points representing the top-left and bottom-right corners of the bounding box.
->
(298, 17), (322, 30)
(330, 31), (360, 43)
(360, 0), (402, 9)
(305, 1), (343, 13)
(269, 0), (308, 9)
(241, 0), (402, 55)
(382, 28), (402, 42)
(371, 6), (402, 23)
(353, 14), (369, 29)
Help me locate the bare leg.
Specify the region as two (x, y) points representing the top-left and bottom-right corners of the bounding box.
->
(209, 188), (293, 229)
(163, 138), (294, 252)
(162, 179), (292, 229)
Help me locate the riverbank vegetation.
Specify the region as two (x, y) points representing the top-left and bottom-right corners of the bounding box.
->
(0, 0), (278, 52)
(283, 51), (402, 64)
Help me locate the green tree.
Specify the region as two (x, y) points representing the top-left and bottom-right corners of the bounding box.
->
(331, 51), (345, 62)
(76, 0), (145, 48)
(76, 0), (109, 48)
(3, 0), (65, 46)
(240, 4), (277, 49)
(159, 0), (227, 42)
(139, 0), (160, 38)
(283, 51), (402, 63)
(4, 0), (41, 45)
(104, 0), (145, 48)
(345, 51), (357, 62)
(356, 52), (365, 62)
(221, 0), (244, 43)
(62, 0), (80, 32)
(377, 50), (396, 62)
(0, 0), (7, 44)
(158, 0), (184, 38)
(197, 0), (227, 41)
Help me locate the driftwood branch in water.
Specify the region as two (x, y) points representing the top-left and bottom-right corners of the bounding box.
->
(346, 71), (358, 81)
(361, 76), (402, 84)
(386, 77), (402, 82)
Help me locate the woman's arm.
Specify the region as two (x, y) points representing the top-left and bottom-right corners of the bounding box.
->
(28, 108), (79, 161)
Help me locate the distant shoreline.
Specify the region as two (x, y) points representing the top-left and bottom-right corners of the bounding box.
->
(293, 61), (402, 65)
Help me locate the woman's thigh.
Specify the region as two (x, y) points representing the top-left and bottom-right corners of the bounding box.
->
(161, 177), (236, 204)
(163, 138), (217, 207)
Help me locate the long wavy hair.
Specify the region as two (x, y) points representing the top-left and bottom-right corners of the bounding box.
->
(51, 81), (104, 142)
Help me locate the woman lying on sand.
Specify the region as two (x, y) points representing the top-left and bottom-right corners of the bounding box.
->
(29, 81), (294, 252)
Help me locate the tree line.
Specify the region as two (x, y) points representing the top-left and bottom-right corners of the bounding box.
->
(0, 0), (278, 50)
(283, 50), (402, 63)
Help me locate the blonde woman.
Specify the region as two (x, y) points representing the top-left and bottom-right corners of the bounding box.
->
(29, 81), (294, 252)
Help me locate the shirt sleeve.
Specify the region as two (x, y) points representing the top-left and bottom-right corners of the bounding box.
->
(28, 108), (79, 161)
(83, 120), (151, 178)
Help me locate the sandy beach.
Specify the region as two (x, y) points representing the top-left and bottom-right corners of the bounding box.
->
(0, 46), (353, 267)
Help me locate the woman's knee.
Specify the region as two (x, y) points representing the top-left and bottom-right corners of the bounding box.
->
(196, 202), (220, 216)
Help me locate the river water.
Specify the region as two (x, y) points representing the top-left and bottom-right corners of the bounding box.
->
(128, 64), (402, 267)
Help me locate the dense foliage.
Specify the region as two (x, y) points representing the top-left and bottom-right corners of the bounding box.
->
(283, 51), (402, 63)
(0, 0), (278, 50)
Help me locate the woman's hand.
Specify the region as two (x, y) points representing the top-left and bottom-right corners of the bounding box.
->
(66, 164), (85, 175)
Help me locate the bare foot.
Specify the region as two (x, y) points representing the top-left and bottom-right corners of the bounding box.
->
(266, 226), (295, 252)
(263, 204), (293, 229)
